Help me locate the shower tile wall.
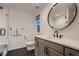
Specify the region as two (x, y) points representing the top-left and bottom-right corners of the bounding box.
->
(8, 8), (35, 50)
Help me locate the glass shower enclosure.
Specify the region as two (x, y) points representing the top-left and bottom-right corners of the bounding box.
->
(0, 3), (8, 56)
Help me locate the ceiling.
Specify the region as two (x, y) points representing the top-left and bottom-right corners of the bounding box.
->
(5, 3), (48, 14)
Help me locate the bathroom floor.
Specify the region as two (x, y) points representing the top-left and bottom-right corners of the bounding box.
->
(6, 47), (35, 56)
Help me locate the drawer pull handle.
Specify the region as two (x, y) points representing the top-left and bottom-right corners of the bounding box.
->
(44, 47), (49, 56)
(35, 42), (38, 47)
(44, 47), (47, 53)
(35, 40), (39, 47)
(69, 53), (73, 56)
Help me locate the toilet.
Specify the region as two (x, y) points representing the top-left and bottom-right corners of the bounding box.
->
(25, 41), (35, 50)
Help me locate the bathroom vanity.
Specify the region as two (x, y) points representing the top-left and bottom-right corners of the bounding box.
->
(35, 3), (78, 56)
(35, 35), (79, 56)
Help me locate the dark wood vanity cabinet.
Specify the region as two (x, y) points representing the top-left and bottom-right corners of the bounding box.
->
(37, 43), (63, 56)
(35, 37), (63, 56)
(35, 37), (79, 56)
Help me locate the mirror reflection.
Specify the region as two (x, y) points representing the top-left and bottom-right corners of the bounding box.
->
(48, 3), (77, 30)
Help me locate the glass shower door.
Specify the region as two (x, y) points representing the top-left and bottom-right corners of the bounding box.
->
(0, 3), (8, 56)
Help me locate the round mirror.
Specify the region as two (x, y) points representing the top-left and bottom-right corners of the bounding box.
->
(48, 3), (77, 30)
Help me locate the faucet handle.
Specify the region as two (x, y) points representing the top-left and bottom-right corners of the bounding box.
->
(59, 35), (63, 38)
(53, 34), (55, 37)
(24, 35), (28, 39)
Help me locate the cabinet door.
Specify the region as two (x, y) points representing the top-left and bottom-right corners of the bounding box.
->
(38, 43), (63, 56)
(45, 47), (63, 56)
(65, 47), (79, 56)
(38, 43), (46, 56)
(39, 39), (63, 54)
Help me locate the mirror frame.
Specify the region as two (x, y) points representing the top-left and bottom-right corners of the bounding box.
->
(47, 3), (77, 30)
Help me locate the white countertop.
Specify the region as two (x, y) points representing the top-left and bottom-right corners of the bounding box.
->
(35, 34), (79, 50)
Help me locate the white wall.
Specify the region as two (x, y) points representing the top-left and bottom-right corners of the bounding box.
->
(40, 4), (55, 34)
(8, 8), (35, 50)
(40, 3), (79, 41)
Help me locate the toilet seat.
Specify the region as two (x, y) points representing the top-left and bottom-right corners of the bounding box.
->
(25, 41), (35, 50)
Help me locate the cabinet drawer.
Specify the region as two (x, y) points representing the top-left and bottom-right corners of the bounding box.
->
(46, 47), (63, 56)
(65, 47), (79, 56)
(39, 39), (63, 54)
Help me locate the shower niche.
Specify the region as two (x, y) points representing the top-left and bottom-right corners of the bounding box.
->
(0, 28), (6, 36)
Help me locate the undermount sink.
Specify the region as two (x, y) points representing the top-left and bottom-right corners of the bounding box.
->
(45, 36), (63, 40)
(38, 34), (62, 40)
(45, 36), (54, 39)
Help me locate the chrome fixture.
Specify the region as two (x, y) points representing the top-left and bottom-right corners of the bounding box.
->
(54, 31), (58, 37)
(54, 31), (63, 38)
(24, 35), (28, 39)
(0, 6), (3, 9)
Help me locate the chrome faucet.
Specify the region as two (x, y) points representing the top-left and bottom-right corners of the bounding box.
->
(54, 31), (58, 37)
(54, 31), (63, 38)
